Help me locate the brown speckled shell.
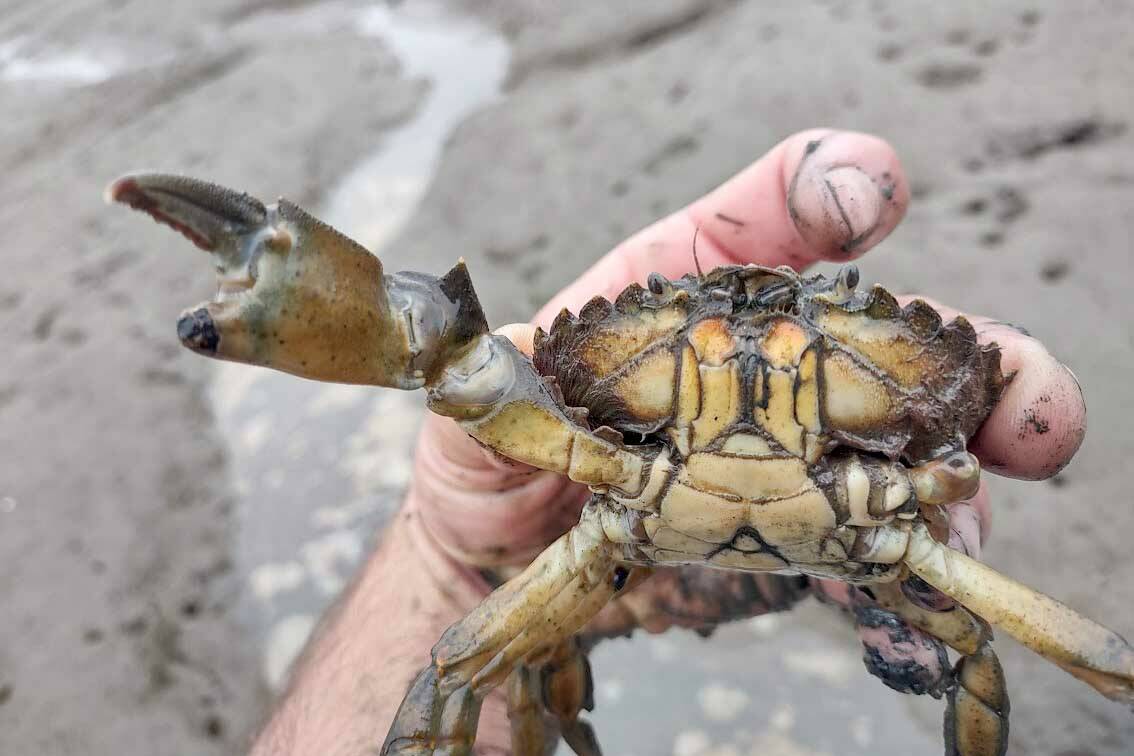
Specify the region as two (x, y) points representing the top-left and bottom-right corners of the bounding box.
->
(533, 265), (1006, 464)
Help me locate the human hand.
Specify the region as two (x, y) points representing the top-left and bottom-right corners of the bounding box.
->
(246, 130), (1086, 756)
(406, 128), (1084, 631)
(254, 130), (1086, 756)
(371, 132), (1088, 756)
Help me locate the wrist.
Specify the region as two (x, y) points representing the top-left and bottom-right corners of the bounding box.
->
(251, 498), (492, 755)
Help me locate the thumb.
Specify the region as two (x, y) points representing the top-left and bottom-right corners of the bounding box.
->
(495, 322), (537, 356)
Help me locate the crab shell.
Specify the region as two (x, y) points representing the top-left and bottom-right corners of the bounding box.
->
(535, 265), (1005, 467)
(528, 265), (1004, 580)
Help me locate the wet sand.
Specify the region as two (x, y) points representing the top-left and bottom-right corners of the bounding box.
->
(3, 2), (1133, 754)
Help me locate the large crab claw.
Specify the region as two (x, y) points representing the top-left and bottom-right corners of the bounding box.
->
(106, 173), (486, 389)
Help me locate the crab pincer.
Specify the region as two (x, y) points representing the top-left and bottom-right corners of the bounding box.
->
(105, 172), (482, 390)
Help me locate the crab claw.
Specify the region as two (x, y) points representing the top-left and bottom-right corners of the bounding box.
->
(106, 173), (486, 389)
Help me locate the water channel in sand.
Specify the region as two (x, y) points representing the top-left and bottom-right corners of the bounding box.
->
(206, 0), (509, 690)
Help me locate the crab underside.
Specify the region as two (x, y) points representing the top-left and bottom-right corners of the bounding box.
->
(108, 173), (1134, 756)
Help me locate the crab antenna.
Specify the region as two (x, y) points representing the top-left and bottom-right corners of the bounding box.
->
(692, 226), (705, 280)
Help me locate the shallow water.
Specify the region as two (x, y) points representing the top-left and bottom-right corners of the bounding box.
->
(0, 36), (124, 85)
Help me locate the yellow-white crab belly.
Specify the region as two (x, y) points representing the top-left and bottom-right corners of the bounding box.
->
(631, 454), (904, 578)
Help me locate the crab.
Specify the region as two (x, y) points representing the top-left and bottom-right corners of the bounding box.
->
(107, 172), (1134, 756)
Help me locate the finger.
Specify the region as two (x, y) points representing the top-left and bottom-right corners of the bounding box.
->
(946, 497), (985, 560)
(973, 323), (1086, 480)
(410, 322), (587, 566)
(411, 413), (586, 566)
(814, 579), (853, 607)
(899, 297), (1087, 480)
(536, 129), (909, 325)
(495, 322), (537, 357)
(965, 480), (993, 546)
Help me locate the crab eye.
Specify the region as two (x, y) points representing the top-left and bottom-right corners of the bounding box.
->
(729, 278), (747, 307)
(647, 272), (672, 297)
(753, 282), (795, 307)
(821, 265), (861, 304)
(837, 264), (860, 295)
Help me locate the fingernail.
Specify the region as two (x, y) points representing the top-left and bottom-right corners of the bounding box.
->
(821, 166), (884, 252)
(1062, 362), (1085, 400)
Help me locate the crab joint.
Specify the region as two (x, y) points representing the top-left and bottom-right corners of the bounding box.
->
(909, 451), (981, 505)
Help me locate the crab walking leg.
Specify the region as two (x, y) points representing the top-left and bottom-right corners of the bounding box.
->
(507, 670), (603, 756)
(944, 644), (1011, 756)
(559, 718), (603, 756)
(506, 641), (603, 756)
(905, 524), (1134, 704)
(539, 641), (603, 756)
(870, 580), (988, 656)
(480, 607), (612, 756)
(868, 582), (1009, 756)
(507, 666), (549, 756)
(430, 505), (615, 691)
(384, 582), (626, 755)
(382, 506), (633, 755)
(470, 574), (617, 693)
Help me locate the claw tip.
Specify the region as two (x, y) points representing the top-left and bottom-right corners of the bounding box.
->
(104, 175), (137, 206)
(177, 308), (219, 354)
(104, 173), (217, 251)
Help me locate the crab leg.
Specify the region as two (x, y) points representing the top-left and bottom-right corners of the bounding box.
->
(559, 717), (603, 756)
(382, 503), (638, 755)
(905, 524), (1134, 704)
(539, 640), (603, 756)
(506, 666), (548, 756)
(865, 581), (1009, 756)
(507, 640), (602, 756)
(869, 580), (988, 657)
(427, 331), (650, 494)
(945, 643), (1011, 756)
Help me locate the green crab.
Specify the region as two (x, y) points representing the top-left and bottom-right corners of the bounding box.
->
(107, 172), (1134, 756)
